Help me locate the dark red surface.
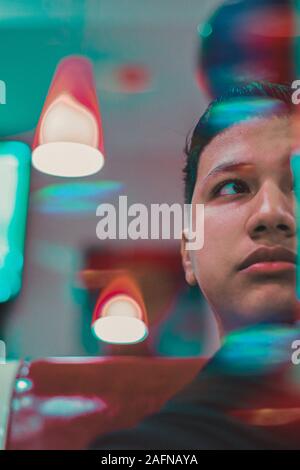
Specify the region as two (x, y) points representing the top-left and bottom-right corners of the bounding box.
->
(6, 356), (207, 450)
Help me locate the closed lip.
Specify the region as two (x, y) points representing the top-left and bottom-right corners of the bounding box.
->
(238, 246), (296, 271)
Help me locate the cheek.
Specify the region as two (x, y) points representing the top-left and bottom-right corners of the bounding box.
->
(205, 205), (245, 244)
(193, 208), (243, 279)
(204, 207), (239, 248)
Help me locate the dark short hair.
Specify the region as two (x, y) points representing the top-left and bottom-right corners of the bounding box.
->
(183, 82), (293, 204)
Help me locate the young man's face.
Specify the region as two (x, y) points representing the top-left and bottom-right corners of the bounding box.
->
(182, 115), (299, 332)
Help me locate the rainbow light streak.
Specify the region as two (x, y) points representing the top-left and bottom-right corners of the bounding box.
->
(219, 324), (300, 375)
(38, 396), (106, 418)
(31, 181), (123, 215)
(206, 98), (287, 133)
(0, 142), (31, 302)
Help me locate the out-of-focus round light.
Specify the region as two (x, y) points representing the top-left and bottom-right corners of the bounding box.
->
(32, 142), (104, 178)
(91, 275), (149, 345)
(92, 295), (148, 344)
(15, 378), (33, 393)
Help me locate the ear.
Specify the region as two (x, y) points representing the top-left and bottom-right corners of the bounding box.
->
(181, 231), (197, 286)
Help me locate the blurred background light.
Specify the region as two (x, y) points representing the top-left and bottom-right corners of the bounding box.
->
(95, 62), (152, 95)
(38, 396), (106, 418)
(15, 378), (33, 393)
(0, 142), (31, 303)
(91, 274), (149, 344)
(197, 0), (294, 98)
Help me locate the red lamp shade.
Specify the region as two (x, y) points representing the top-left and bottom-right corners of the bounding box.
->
(32, 55), (104, 177)
(91, 275), (149, 344)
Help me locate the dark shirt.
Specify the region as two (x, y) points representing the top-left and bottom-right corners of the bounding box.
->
(91, 324), (300, 450)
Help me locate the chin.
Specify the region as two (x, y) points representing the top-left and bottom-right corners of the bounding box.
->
(240, 296), (298, 325)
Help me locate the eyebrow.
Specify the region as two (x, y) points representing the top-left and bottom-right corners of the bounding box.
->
(202, 160), (255, 184)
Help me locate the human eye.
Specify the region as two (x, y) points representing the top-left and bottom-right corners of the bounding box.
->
(211, 178), (250, 198)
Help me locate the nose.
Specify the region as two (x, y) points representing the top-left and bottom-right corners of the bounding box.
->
(246, 180), (296, 243)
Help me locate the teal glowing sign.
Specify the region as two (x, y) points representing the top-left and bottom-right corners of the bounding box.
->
(0, 142), (31, 302)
